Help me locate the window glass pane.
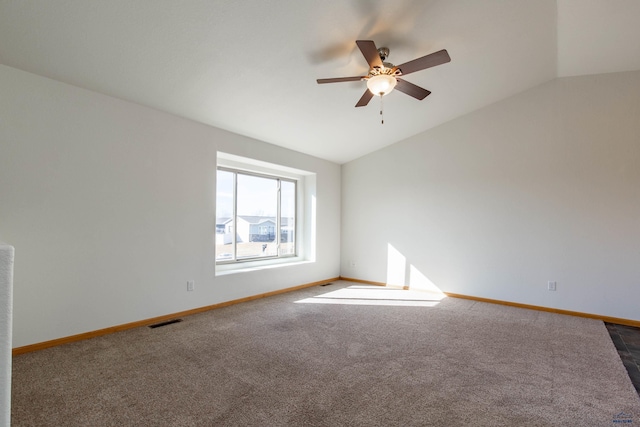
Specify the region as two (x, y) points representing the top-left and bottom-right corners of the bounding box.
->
(216, 170), (235, 261)
(280, 180), (296, 256)
(216, 166), (298, 264)
(236, 173), (278, 259)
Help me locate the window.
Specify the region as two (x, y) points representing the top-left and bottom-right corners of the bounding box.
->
(216, 168), (297, 263)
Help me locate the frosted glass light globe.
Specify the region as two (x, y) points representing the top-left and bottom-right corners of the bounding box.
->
(366, 74), (397, 96)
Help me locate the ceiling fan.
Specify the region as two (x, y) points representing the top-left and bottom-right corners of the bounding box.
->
(317, 40), (451, 108)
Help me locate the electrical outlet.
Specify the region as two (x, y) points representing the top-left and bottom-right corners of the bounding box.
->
(187, 280), (194, 291)
(547, 281), (556, 291)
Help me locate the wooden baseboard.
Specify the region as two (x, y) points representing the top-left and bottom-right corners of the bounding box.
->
(15, 276), (637, 355)
(12, 277), (339, 356)
(445, 292), (640, 328)
(338, 276), (386, 287)
(339, 277), (640, 328)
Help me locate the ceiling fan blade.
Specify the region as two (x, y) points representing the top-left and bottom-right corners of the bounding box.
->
(394, 49), (451, 76)
(317, 76), (366, 84)
(356, 40), (383, 69)
(395, 79), (431, 100)
(355, 89), (374, 107)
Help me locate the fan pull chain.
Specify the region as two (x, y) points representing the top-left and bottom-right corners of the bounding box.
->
(379, 93), (384, 124)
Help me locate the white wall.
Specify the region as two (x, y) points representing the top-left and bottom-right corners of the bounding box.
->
(341, 70), (640, 321)
(0, 65), (341, 348)
(0, 244), (14, 427)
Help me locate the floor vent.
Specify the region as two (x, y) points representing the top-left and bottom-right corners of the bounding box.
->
(148, 319), (183, 329)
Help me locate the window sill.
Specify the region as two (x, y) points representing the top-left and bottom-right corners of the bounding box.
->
(215, 257), (312, 276)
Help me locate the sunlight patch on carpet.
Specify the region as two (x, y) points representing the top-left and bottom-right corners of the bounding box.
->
(295, 285), (445, 307)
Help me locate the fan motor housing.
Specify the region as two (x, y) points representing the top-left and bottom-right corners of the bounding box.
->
(377, 47), (390, 61)
(368, 63), (400, 78)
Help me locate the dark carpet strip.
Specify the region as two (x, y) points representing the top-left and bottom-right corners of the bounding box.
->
(606, 322), (640, 396)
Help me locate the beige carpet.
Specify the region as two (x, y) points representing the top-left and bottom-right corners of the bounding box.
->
(11, 281), (640, 426)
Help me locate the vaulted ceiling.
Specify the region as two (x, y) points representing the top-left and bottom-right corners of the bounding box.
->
(1, 1), (639, 164)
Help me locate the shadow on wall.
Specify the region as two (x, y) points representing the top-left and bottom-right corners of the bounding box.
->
(296, 244), (446, 307)
(387, 243), (446, 296)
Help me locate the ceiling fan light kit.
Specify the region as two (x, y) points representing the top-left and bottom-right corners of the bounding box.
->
(366, 71), (397, 97)
(317, 40), (451, 123)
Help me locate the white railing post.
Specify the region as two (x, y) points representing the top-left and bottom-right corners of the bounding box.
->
(0, 244), (14, 427)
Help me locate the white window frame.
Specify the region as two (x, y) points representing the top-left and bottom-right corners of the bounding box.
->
(215, 152), (315, 275)
(216, 167), (297, 263)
